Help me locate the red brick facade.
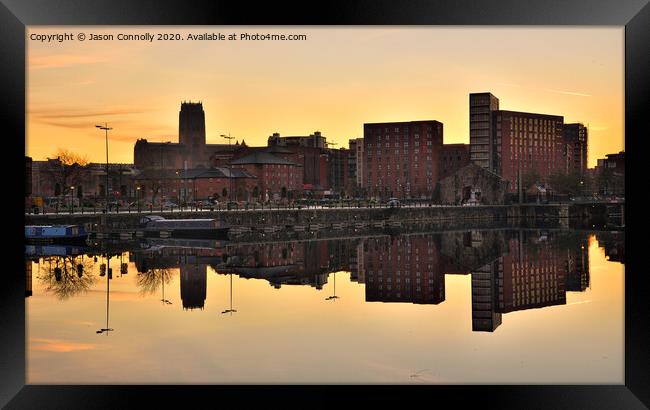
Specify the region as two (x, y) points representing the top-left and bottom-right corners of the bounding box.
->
(230, 152), (303, 201)
(363, 120), (443, 199)
(495, 111), (565, 193)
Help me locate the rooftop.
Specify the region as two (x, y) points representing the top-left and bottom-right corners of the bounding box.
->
(230, 152), (299, 166)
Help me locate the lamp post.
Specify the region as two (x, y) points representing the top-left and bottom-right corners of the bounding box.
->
(95, 123), (112, 213)
(175, 170), (180, 210)
(136, 186), (141, 213)
(70, 186), (75, 214)
(220, 133), (235, 206)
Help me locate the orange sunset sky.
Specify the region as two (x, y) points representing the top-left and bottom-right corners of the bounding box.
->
(26, 26), (624, 167)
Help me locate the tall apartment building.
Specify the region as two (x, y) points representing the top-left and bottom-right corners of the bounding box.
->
(469, 92), (571, 193)
(495, 110), (565, 193)
(469, 92), (500, 171)
(363, 120), (443, 199)
(348, 138), (364, 190)
(562, 123), (588, 175)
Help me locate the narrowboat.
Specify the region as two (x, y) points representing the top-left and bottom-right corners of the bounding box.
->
(25, 225), (88, 245)
(25, 244), (88, 257)
(138, 215), (229, 239)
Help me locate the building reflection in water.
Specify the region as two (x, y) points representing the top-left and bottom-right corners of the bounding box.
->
(29, 230), (621, 332)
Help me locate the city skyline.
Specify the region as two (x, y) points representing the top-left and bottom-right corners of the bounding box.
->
(27, 27), (623, 167)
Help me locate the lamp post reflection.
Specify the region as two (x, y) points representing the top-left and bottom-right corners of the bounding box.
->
(221, 273), (237, 315)
(161, 272), (172, 305)
(96, 254), (114, 335)
(325, 272), (340, 301)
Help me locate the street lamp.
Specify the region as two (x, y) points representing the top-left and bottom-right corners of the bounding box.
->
(95, 123), (112, 213)
(136, 186), (141, 213)
(220, 133), (235, 205)
(70, 186), (75, 214)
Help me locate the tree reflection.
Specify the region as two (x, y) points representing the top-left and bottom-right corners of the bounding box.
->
(136, 268), (173, 296)
(37, 256), (96, 300)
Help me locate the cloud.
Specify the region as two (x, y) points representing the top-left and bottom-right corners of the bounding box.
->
(30, 338), (98, 353)
(541, 88), (591, 97)
(29, 54), (108, 70)
(30, 106), (151, 119)
(29, 106), (157, 135)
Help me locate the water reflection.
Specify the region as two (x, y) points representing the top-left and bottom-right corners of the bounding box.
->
(26, 229), (623, 334)
(34, 255), (96, 300)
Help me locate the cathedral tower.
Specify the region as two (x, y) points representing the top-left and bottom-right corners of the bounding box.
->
(179, 101), (206, 167)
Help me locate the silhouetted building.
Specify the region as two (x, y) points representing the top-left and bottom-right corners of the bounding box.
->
(328, 148), (349, 195)
(26, 156), (32, 197)
(596, 151), (625, 176)
(597, 232), (625, 264)
(562, 123), (588, 176)
(180, 264), (207, 310)
(179, 102), (206, 167)
(594, 151), (625, 196)
(26, 260), (33, 297)
(348, 138), (364, 193)
(268, 131), (327, 149)
(565, 238), (590, 292)
(363, 120), (444, 199)
(135, 102), (247, 171)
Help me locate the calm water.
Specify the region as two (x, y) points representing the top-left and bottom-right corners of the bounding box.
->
(26, 229), (624, 384)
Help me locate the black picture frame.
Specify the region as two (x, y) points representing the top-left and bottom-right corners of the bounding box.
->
(2, 0), (647, 408)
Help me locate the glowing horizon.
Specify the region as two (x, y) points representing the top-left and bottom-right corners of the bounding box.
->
(26, 27), (624, 167)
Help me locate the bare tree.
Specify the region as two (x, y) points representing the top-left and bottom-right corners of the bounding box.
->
(136, 268), (173, 296)
(43, 149), (90, 198)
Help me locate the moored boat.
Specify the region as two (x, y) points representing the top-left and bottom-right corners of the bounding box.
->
(25, 225), (88, 245)
(138, 215), (229, 239)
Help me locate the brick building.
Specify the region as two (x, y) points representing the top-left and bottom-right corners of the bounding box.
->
(494, 110), (565, 193)
(596, 151), (625, 176)
(562, 123), (588, 175)
(133, 166), (257, 203)
(267, 132), (330, 190)
(363, 120), (444, 200)
(439, 143), (470, 179)
(229, 152), (302, 201)
(134, 102), (245, 170)
(327, 147), (349, 196)
(469, 92), (590, 194)
(348, 138), (364, 195)
(438, 163), (509, 205)
(31, 159), (137, 204)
